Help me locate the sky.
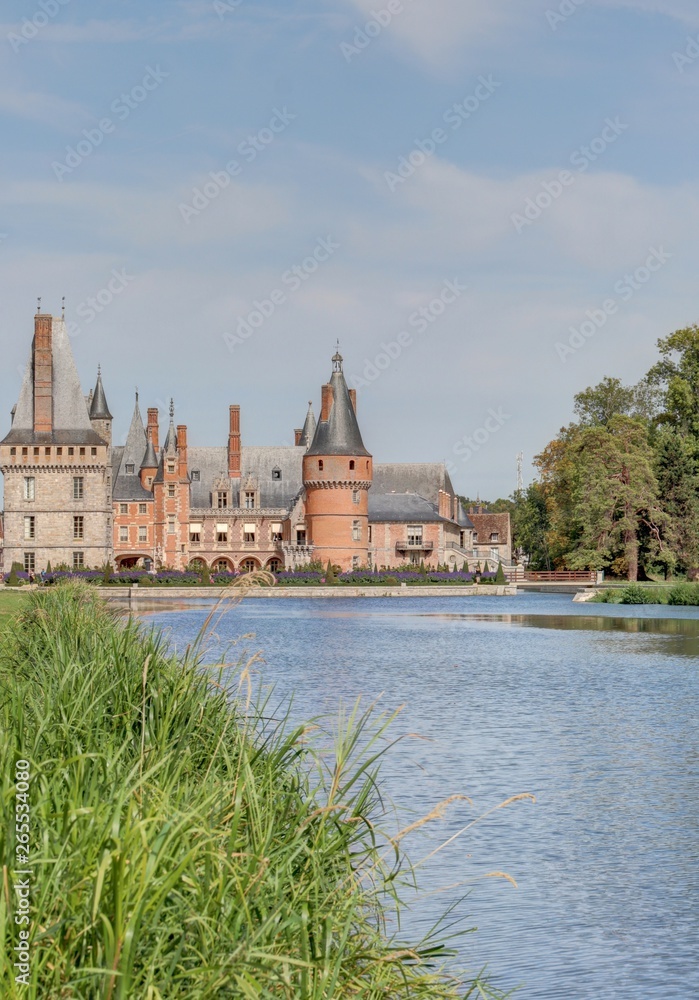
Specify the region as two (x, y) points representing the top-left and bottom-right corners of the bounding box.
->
(1, 0), (698, 502)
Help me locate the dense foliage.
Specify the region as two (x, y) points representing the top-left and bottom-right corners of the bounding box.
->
(0, 584), (506, 998)
(473, 326), (699, 581)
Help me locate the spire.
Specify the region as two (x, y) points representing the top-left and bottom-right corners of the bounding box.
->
(306, 349), (370, 457)
(117, 394), (147, 477)
(300, 400), (316, 449)
(89, 364), (112, 420)
(163, 398), (177, 453)
(141, 435), (158, 470)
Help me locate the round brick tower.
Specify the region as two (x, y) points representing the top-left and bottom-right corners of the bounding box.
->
(302, 349), (372, 571)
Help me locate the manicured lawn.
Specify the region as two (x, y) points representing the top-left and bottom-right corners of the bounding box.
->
(0, 589), (27, 621)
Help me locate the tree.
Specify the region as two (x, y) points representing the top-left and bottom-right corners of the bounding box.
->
(545, 416), (666, 580)
(646, 325), (699, 442)
(573, 376), (659, 427)
(510, 483), (551, 569)
(653, 428), (699, 578)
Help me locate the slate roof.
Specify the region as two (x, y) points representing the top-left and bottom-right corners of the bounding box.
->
(299, 403), (316, 449)
(307, 354), (370, 457)
(372, 463), (456, 504)
(89, 369), (112, 420)
(188, 445), (305, 510)
(368, 493), (445, 523)
(2, 318), (104, 446)
(112, 399), (153, 501)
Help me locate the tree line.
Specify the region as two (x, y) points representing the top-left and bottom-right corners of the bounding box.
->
(462, 324), (699, 582)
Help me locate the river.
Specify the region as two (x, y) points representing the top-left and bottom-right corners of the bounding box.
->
(148, 593), (699, 1000)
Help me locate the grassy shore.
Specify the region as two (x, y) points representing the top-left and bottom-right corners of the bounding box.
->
(0, 590), (27, 621)
(0, 583), (506, 998)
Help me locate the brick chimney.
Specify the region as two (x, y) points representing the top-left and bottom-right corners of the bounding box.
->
(147, 408), (160, 453)
(33, 314), (53, 434)
(349, 388), (357, 414)
(438, 489), (451, 519)
(228, 405), (241, 478)
(320, 384), (334, 422)
(177, 424), (188, 477)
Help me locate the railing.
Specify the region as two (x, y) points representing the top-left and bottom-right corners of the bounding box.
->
(524, 571), (596, 582)
(396, 540), (434, 551)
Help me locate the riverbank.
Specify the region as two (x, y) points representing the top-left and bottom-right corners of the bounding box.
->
(0, 583), (500, 998)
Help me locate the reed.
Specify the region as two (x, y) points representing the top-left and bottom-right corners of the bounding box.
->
(0, 583), (507, 998)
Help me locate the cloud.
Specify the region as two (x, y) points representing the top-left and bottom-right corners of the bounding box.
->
(0, 89), (88, 129)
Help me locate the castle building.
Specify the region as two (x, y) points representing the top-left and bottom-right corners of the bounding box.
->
(0, 309), (487, 575)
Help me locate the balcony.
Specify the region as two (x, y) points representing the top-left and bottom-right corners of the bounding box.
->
(396, 540), (434, 552)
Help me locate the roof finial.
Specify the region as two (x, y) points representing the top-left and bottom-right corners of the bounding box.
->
(169, 398), (175, 419)
(97, 362), (101, 377)
(37, 296), (41, 314)
(135, 386), (139, 403)
(332, 340), (343, 373)
(61, 296), (65, 319)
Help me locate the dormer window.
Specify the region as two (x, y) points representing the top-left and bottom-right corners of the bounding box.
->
(217, 491), (229, 509)
(272, 467), (281, 480)
(191, 470), (200, 482)
(473, 532), (478, 542)
(125, 463), (135, 475)
(244, 491), (255, 510)
(168, 462), (175, 475)
(490, 532), (500, 543)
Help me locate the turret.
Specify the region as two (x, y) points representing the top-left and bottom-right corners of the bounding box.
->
(302, 348), (372, 571)
(89, 365), (113, 446)
(295, 402), (316, 449)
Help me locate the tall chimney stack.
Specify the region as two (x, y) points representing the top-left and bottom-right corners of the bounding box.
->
(228, 405), (241, 478)
(320, 384), (333, 423)
(147, 408), (160, 453)
(33, 313), (53, 434)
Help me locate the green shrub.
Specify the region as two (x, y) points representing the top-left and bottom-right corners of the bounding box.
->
(667, 583), (699, 606)
(619, 584), (652, 604)
(6, 562), (23, 587)
(384, 575), (398, 586)
(495, 561), (506, 584)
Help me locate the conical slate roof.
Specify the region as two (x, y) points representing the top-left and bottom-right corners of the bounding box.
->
(113, 395), (152, 500)
(306, 350), (370, 458)
(141, 436), (158, 470)
(300, 401), (316, 449)
(2, 317), (104, 445)
(89, 367), (112, 420)
(162, 399), (177, 454)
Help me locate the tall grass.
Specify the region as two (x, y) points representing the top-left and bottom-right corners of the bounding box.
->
(0, 583), (507, 998)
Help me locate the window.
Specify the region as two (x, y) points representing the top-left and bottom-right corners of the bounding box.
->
(407, 525), (423, 546)
(168, 463), (175, 475)
(73, 516), (84, 540)
(217, 524), (228, 543)
(272, 467), (282, 480)
(45, 447), (51, 457)
(490, 532), (500, 543)
(271, 522), (283, 543)
(168, 485), (176, 498)
(349, 460), (355, 471)
(73, 552), (84, 570)
(214, 559), (230, 573)
(56, 447), (62, 456)
(244, 491), (255, 510)
(244, 527), (256, 543)
(24, 516), (35, 540)
(352, 489), (360, 505)
(68, 447), (74, 456)
(125, 463), (135, 475)
(352, 520), (361, 542)
(33, 448), (39, 456)
(73, 476), (84, 500)
(147, 477), (153, 487)
(22, 448), (28, 456)
(318, 460), (324, 472)
(167, 516), (176, 535)
(119, 526), (129, 543)
(138, 526), (148, 543)
(296, 528), (306, 545)
(472, 532), (478, 542)
(120, 503), (128, 515)
(138, 503), (147, 515)
(352, 555), (360, 569)
(10, 447), (16, 456)
(191, 470), (200, 481)
(24, 552), (35, 573)
(91, 447), (97, 457)
(241, 559), (257, 573)
(267, 559), (282, 573)
(368, 525), (372, 543)
(24, 477), (35, 501)
(190, 524), (202, 543)
(217, 491), (229, 509)
(79, 448), (86, 457)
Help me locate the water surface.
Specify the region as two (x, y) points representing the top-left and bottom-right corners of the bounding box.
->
(149, 594), (699, 1000)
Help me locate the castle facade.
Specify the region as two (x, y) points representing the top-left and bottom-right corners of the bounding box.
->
(0, 311), (510, 575)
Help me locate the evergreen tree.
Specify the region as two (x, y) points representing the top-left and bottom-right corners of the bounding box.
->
(495, 561), (506, 584)
(653, 428), (699, 577)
